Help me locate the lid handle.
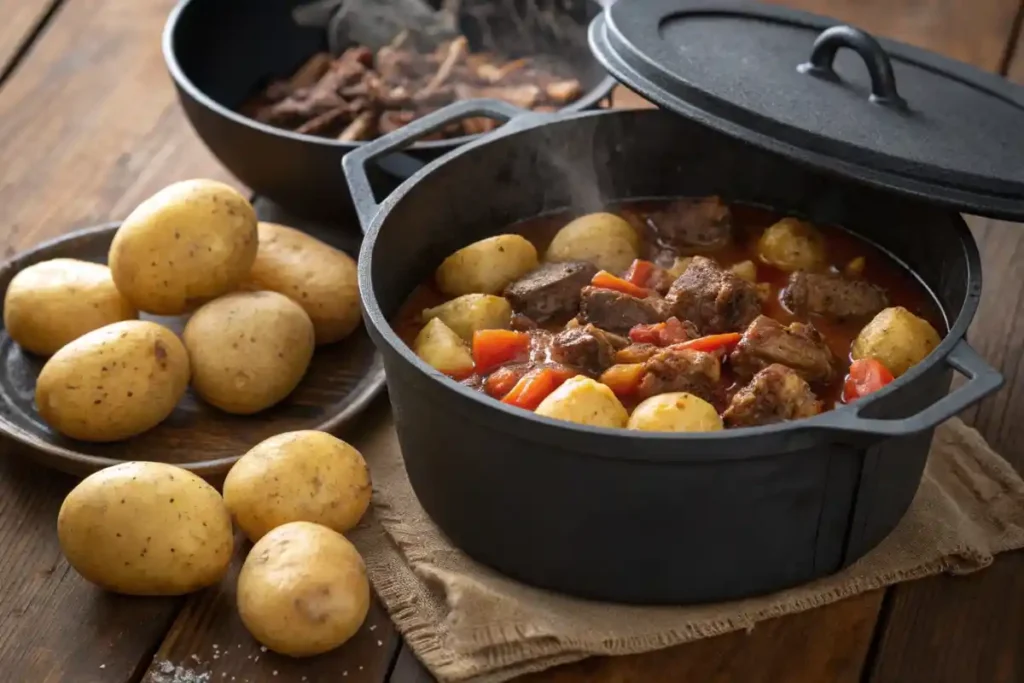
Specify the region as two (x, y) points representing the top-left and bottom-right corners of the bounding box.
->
(798, 25), (906, 109)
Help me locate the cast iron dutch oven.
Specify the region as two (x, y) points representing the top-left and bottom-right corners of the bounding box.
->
(342, 0), (1024, 604)
(162, 0), (616, 220)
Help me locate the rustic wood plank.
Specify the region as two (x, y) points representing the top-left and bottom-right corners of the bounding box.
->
(0, 0), (237, 257)
(0, 0), (58, 76)
(0, 0), (240, 680)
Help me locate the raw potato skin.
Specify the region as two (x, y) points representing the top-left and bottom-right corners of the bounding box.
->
(435, 234), (539, 296)
(183, 291), (316, 415)
(852, 306), (942, 377)
(224, 431), (372, 543)
(422, 294), (512, 341)
(546, 213), (641, 274)
(535, 376), (629, 428)
(57, 461), (233, 596)
(757, 217), (826, 272)
(4, 259), (137, 356)
(412, 317), (474, 377)
(628, 392), (724, 432)
(109, 179), (258, 315)
(241, 222), (361, 345)
(35, 321), (190, 442)
(237, 522), (370, 657)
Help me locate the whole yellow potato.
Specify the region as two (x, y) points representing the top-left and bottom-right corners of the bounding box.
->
(535, 376), (629, 428)
(241, 222), (361, 345)
(757, 217), (826, 272)
(183, 291), (315, 415)
(4, 259), (137, 356)
(35, 321), (189, 441)
(422, 294), (512, 341)
(237, 521), (370, 657)
(852, 306), (942, 377)
(435, 234), (539, 296)
(412, 317), (474, 377)
(109, 179), (258, 315)
(57, 461), (233, 596)
(546, 213), (640, 274)
(627, 392), (724, 432)
(224, 431), (371, 543)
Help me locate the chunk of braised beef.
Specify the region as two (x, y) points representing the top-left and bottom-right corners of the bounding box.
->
(665, 256), (761, 334)
(782, 271), (889, 320)
(644, 264), (678, 294)
(723, 364), (822, 427)
(579, 286), (668, 334)
(615, 343), (660, 364)
(510, 312), (538, 331)
(637, 348), (721, 402)
(729, 315), (835, 384)
(503, 261), (598, 323)
(645, 196), (732, 255)
(549, 324), (628, 375)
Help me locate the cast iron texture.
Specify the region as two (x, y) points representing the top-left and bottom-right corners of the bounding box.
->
(162, 0), (616, 221)
(589, 0), (1024, 221)
(0, 223), (385, 479)
(343, 102), (1002, 604)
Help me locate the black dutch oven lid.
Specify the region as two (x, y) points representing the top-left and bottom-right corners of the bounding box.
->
(589, 0), (1024, 220)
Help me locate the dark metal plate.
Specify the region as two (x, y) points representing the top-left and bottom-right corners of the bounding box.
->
(0, 222), (385, 478)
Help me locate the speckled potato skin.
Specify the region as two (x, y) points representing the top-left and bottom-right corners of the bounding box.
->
(3, 258), (137, 356)
(535, 376), (629, 428)
(240, 223), (361, 345)
(57, 461), (234, 596)
(435, 234), (539, 296)
(224, 431), (372, 542)
(237, 521), (370, 657)
(35, 321), (190, 441)
(627, 392), (724, 432)
(183, 291), (315, 415)
(109, 179), (258, 315)
(545, 213), (640, 274)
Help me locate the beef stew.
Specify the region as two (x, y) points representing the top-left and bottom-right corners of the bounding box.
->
(395, 198), (944, 431)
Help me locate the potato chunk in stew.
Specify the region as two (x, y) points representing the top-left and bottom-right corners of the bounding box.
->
(422, 294), (512, 341)
(628, 392), (723, 433)
(436, 234), (538, 296)
(757, 218), (826, 272)
(546, 213), (640, 274)
(852, 306), (941, 377)
(413, 318), (474, 378)
(534, 376), (629, 428)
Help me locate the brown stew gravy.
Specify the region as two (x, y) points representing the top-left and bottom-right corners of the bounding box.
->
(394, 200), (944, 413)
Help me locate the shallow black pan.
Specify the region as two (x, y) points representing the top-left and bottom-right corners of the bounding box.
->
(342, 100), (1003, 604)
(0, 223), (384, 479)
(162, 0), (616, 221)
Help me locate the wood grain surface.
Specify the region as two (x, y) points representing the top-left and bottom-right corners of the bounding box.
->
(0, 0), (57, 76)
(0, 0), (241, 680)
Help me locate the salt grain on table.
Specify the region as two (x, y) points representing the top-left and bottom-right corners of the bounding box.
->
(260, 646), (267, 652)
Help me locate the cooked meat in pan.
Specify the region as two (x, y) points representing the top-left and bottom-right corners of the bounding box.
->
(395, 199), (945, 431)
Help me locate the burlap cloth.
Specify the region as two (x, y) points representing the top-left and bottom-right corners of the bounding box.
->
(345, 412), (1024, 682)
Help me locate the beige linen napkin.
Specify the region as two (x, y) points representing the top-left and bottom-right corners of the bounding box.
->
(345, 415), (1024, 682)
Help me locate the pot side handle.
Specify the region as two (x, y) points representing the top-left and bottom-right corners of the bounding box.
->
(342, 99), (534, 234)
(816, 340), (1003, 438)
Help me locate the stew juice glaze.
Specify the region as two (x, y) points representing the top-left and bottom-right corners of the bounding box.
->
(394, 200), (945, 415)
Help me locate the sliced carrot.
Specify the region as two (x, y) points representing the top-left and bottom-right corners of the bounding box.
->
(485, 365), (527, 398)
(843, 358), (894, 403)
(672, 332), (742, 354)
(624, 259), (656, 287)
(599, 363), (646, 397)
(591, 270), (649, 298)
(472, 329), (530, 374)
(501, 368), (562, 411)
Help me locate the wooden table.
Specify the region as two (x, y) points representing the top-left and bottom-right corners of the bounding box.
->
(0, 1), (1022, 682)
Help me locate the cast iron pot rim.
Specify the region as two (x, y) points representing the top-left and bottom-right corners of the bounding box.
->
(355, 107), (984, 458)
(161, 0), (618, 153)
